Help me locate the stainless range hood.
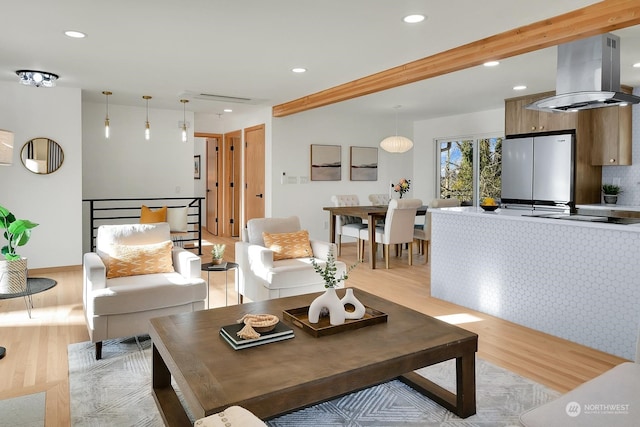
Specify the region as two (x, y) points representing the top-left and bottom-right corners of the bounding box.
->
(527, 33), (640, 112)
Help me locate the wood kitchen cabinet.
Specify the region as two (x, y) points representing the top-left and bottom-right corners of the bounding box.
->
(504, 90), (602, 205)
(590, 101), (632, 166)
(505, 91), (577, 135)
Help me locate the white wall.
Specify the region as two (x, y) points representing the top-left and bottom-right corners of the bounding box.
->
(412, 108), (505, 205)
(0, 82), (82, 269)
(82, 102), (196, 198)
(271, 107), (413, 241)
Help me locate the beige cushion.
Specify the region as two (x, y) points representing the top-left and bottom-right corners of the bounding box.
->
(195, 406), (266, 427)
(262, 230), (313, 261)
(99, 240), (175, 279)
(167, 207), (188, 232)
(140, 205), (167, 223)
(520, 362), (640, 427)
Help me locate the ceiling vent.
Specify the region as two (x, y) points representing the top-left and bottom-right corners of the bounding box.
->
(179, 91), (261, 104)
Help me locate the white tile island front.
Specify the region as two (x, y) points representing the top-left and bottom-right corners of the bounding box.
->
(430, 207), (640, 360)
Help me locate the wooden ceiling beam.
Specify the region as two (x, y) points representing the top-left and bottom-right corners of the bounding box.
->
(272, 0), (640, 117)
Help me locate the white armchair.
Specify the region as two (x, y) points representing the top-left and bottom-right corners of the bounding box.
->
(235, 216), (347, 302)
(83, 223), (206, 359)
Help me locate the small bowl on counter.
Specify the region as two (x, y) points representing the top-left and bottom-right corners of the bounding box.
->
(480, 204), (499, 212)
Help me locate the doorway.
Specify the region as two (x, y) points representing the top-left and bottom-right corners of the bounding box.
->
(244, 124), (265, 224)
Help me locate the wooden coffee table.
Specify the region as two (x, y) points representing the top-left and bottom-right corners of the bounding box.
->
(149, 289), (478, 426)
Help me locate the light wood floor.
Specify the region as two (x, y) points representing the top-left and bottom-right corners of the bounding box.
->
(0, 231), (628, 426)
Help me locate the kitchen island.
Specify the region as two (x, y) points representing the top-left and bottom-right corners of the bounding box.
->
(430, 206), (640, 360)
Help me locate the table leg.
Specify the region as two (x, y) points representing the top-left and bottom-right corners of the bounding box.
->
(368, 214), (376, 269)
(152, 344), (192, 427)
(398, 353), (476, 418)
(224, 269), (228, 306)
(206, 271), (210, 309)
(328, 213), (336, 244)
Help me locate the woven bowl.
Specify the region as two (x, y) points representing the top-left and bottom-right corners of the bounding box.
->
(244, 314), (279, 333)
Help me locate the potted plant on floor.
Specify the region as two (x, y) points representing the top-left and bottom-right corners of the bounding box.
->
(0, 204), (38, 294)
(602, 184), (622, 205)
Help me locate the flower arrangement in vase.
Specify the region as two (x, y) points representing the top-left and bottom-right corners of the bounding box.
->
(392, 178), (411, 198)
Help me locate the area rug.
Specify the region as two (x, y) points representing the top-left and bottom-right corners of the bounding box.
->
(0, 391), (46, 426)
(68, 336), (559, 426)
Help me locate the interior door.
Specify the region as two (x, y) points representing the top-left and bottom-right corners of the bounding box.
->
(205, 136), (222, 235)
(244, 124), (265, 225)
(223, 130), (241, 237)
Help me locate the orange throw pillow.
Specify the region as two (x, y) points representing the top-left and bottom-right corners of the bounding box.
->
(262, 230), (313, 261)
(101, 240), (175, 279)
(140, 205), (167, 223)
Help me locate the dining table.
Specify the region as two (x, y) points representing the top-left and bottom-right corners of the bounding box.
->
(323, 205), (428, 269)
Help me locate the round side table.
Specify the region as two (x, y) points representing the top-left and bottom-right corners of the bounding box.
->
(201, 262), (239, 308)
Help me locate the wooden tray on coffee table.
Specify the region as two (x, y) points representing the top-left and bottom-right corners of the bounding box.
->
(282, 305), (387, 337)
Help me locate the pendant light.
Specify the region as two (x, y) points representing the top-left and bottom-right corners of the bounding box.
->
(102, 91), (112, 139)
(142, 95), (152, 140)
(380, 105), (413, 153)
(180, 99), (189, 143)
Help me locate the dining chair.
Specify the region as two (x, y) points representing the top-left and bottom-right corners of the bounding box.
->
(368, 194), (390, 205)
(330, 195), (368, 257)
(414, 198), (461, 263)
(359, 198), (422, 268)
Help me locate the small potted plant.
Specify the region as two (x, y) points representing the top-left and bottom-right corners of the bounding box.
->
(602, 184), (622, 205)
(211, 243), (226, 265)
(0, 205), (39, 293)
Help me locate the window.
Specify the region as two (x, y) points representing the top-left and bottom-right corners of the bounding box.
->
(437, 136), (503, 205)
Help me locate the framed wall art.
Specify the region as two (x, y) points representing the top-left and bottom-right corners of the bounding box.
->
(194, 155), (201, 179)
(350, 146), (378, 181)
(310, 144), (341, 181)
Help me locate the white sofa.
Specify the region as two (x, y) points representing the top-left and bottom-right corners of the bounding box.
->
(235, 216), (347, 302)
(520, 330), (640, 426)
(83, 223), (206, 359)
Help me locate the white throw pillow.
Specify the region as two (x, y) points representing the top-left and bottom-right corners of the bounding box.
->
(167, 207), (188, 232)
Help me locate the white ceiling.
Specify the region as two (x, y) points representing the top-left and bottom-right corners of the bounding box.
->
(1, 0), (639, 120)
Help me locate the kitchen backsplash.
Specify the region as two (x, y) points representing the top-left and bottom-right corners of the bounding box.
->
(602, 86), (640, 206)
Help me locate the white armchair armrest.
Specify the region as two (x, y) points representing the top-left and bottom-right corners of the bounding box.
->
(173, 247), (202, 279)
(248, 244), (274, 269)
(310, 240), (337, 261)
(83, 252), (106, 291)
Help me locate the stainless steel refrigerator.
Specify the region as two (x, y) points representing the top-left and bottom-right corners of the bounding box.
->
(501, 133), (575, 208)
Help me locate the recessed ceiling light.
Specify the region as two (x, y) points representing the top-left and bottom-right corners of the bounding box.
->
(223, 108), (233, 113)
(513, 85), (527, 91)
(403, 14), (425, 24)
(64, 30), (86, 38)
(291, 68), (307, 73)
(633, 62), (640, 68)
(483, 61), (500, 67)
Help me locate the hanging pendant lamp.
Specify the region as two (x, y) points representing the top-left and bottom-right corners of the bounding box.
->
(102, 91), (112, 139)
(380, 105), (413, 153)
(142, 95), (152, 141)
(180, 99), (189, 143)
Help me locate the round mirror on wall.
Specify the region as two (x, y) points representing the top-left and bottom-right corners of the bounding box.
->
(20, 137), (64, 174)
